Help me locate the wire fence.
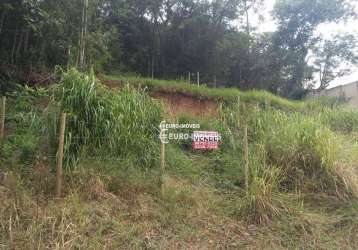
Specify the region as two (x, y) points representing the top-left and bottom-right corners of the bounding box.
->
(1, 91), (250, 196)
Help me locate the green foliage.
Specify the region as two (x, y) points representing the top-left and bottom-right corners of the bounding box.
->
(104, 75), (305, 111)
(0, 85), (51, 171)
(313, 34), (358, 89)
(304, 96), (346, 110)
(3, 141), (36, 174)
(165, 144), (199, 180)
(1, 0), (356, 97)
(237, 167), (291, 224)
(260, 111), (339, 190)
(319, 109), (358, 134)
(217, 103), (356, 222)
(56, 68), (163, 168)
(273, 0), (355, 96)
(249, 108), (339, 190)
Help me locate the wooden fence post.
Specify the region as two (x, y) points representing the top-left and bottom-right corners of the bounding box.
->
(243, 125), (249, 192)
(197, 72), (200, 87)
(56, 113), (66, 198)
(160, 135), (165, 197)
(0, 96), (6, 141)
(188, 72), (191, 84)
(265, 98), (270, 109)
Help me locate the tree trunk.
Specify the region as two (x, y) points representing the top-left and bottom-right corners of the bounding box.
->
(67, 44), (71, 69)
(147, 54), (151, 78)
(24, 29), (29, 54)
(11, 30), (18, 64)
(244, 0), (250, 47)
(243, 0), (251, 88)
(16, 31), (24, 61)
(78, 0), (88, 68)
(151, 53), (155, 79)
(154, 13), (163, 78)
(151, 16), (156, 79)
(0, 10), (6, 35)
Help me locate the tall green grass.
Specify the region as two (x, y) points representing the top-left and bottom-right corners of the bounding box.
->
(217, 103), (355, 222)
(1, 85), (51, 171)
(318, 108), (358, 134)
(55, 68), (163, 167)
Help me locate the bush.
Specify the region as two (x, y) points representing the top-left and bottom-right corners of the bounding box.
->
(257, 111), (339, 191)
(218, 104), (353, 222)
(55, 68), (163, 168)
(0, 86), (50, 170)
(319, 109), (358, 134)
(238, 166), (291, 224)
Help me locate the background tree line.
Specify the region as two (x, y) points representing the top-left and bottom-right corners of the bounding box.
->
(0, 0), (357, 98)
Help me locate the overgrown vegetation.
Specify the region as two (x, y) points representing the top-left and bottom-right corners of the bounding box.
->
(319, 109), (358, 134)
(56, 69), (162, 167)
(1, 1), (357, 97)
(1, 70), (358, 248)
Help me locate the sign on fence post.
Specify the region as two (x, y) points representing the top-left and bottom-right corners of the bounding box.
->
(192, 131), (220, 150)
(158, 121), (221, 197)
(56, 113), (66, 198)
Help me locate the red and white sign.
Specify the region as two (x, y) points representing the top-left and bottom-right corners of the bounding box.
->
(192, 131), (220, 150)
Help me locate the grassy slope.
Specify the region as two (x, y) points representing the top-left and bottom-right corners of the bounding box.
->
(1, 145), (357, 249)
(1, 74), (358, 249)
(103, 75), (305, 111)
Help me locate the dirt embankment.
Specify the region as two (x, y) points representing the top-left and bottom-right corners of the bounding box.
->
(103, 79), (220, 118)
(151, 91), (219, 118)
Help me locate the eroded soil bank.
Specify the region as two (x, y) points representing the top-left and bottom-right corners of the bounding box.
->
(102, 79), (220, 118)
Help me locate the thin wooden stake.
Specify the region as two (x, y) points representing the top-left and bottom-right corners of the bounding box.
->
(160, 135), (165, 197)
(188, 72), (191, 84)
(0, 96), (5, 141)
(265, 98), (270, 109)
(243, 125), (249, 192)
(56, 113), (66, 198)
(197, 72), (200, 87)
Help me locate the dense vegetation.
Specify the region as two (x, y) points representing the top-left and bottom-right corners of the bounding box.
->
(58, 69), (162, 167)
(1, 0), (357, 98)
(1, 0), (358, 248)
(1, 69), (358, 248)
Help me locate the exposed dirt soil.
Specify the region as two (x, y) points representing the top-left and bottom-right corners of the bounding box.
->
(102, 79), (220, 118)
(151, 91), (219, 118)
(102, 79), (122, 89)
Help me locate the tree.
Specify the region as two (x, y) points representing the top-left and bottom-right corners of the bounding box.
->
(313, 34), (358, 89)
(272, 0), (355, 97)
(1, 0), (357, 100)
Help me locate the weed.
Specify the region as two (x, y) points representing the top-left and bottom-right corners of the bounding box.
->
(54, 68), (163, 168)
(319, 108), (358, 134)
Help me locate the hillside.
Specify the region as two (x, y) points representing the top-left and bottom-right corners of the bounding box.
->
(102, 75), (306, 111)
(0, 69), (358, 249)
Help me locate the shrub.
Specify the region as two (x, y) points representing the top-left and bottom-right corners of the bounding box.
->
(304, 96), (345, 110)
(238, 166), (291, 224)
(1, 86), (50, 170)
(55, 68), (163, 168)
(319, 109), (358, 134)
(258, 111), (339, 191)
(219, 104), (352, 222)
